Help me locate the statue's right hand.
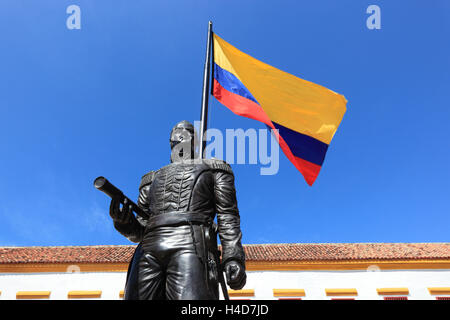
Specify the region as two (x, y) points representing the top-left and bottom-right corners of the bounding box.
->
(109, 197), (133, 224)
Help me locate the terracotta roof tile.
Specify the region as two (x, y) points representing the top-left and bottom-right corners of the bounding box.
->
(0, 243), (448, 264)
(243, 243), (450, 261)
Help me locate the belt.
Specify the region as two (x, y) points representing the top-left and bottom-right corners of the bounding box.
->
(146, 211), (212, 231)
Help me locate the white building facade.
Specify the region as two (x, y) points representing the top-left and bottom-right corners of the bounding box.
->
(0, 243), (449, 300)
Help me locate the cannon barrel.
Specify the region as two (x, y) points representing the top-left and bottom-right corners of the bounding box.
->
(94, 176), (148, 218)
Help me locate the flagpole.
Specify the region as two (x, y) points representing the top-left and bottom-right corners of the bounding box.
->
(198, 21), (213, 159)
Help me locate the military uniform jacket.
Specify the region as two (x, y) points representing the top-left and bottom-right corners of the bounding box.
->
(113, 158), (245, 266)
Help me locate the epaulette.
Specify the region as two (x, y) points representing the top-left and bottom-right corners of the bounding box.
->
(139, 171), (156, 190)
(203, 158), (234, 175)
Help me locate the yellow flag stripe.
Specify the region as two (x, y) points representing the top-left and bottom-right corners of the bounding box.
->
(213, 34), (347, 145)
(213, 34), (244, 83)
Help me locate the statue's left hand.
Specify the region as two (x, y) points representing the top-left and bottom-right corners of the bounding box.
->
(224, 260), (246, 290)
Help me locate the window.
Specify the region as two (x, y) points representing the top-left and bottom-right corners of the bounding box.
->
(384, 297), (408, 300)
(273, 289), (305, 300)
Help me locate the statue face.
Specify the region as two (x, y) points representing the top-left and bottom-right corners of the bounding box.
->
(170, 120), (196, 162)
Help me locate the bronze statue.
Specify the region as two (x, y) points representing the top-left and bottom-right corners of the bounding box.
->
(98, 120), (246, 300)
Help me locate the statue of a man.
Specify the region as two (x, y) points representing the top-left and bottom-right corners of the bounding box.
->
(109, 120), (246, 300)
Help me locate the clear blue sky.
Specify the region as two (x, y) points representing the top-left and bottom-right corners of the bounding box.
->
(1, 1), (449, 246)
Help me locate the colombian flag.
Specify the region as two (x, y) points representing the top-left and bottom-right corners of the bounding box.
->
(212, 33), (347, 186)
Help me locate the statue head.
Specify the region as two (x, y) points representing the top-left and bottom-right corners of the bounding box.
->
(170, 120), (197, 162)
